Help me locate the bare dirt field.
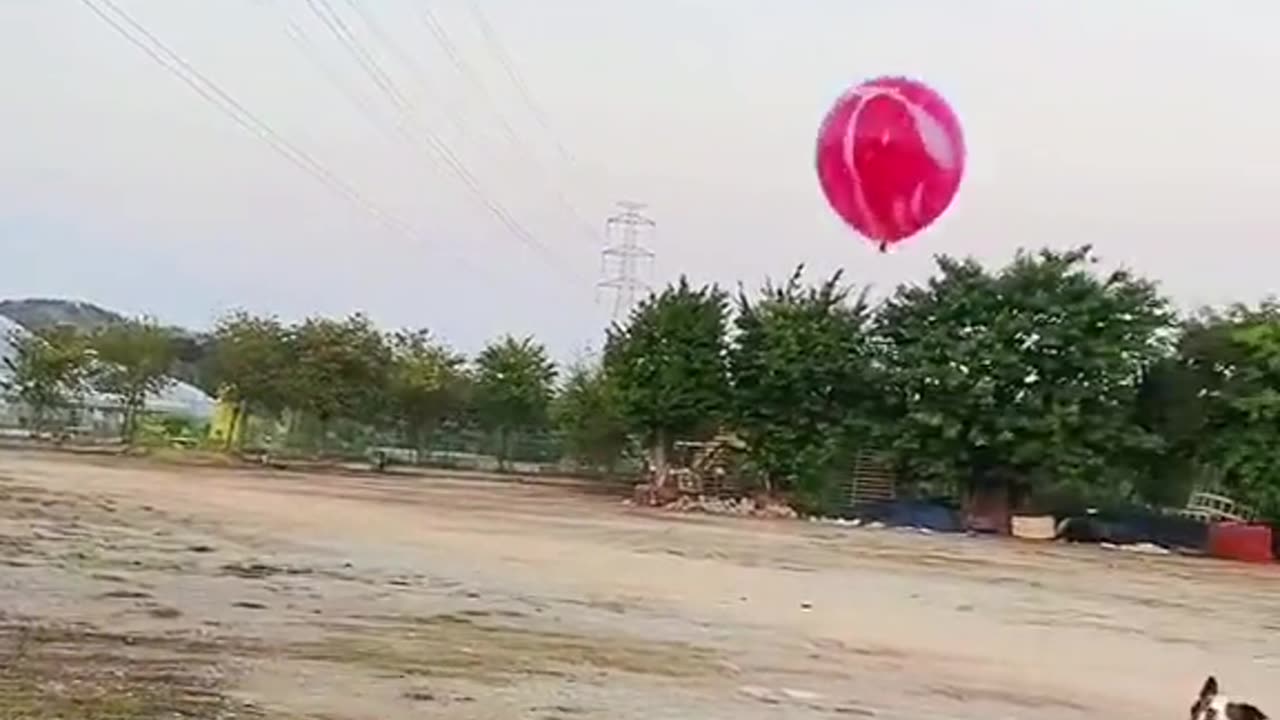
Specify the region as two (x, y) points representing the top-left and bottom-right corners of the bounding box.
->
(0, 450), (1275, 719)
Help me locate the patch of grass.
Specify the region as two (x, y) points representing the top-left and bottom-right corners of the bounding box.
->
(122, 447), (244, 468)
(220, 561), (314, 579)
(296, 613), (721, 685)
(0, 669), (232, 719)
(0, 620), (260, 720)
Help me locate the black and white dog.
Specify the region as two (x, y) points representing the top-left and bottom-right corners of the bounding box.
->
(1192, 677), (1268, 720)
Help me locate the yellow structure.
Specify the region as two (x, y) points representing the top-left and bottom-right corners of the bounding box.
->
(207, 391), (244, 449)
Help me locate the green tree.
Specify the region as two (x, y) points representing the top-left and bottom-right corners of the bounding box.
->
(171, 331), (219, 395)
(288, 314), (392, 447)
(877, 246), (1173, 505)
(1133, 309), (1240, 506)
(1, 327), (92, 432)
(473, 335), (556, 467)
(729, 266), (880, 508)
(88, 319), (178, 442)
(386, 329), (468, 450)
(604, 277), (731, 482)
(208, 312), (293, 448)
(1140, 303), (1280, 518)
(553, 362), (629, 472)
(1209, 308), (1280, 518)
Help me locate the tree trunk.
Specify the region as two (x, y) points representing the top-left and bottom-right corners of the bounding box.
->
(31, 404), (47, 436)
(414, 421), (439, 453)
(121, 398), (138, 444)
(283, 409), (299, 450)
(414, 424), (433, 465)
(650, 428), (669, 487)
(317, 417), (330, 458)
(497, 427), (510, 471)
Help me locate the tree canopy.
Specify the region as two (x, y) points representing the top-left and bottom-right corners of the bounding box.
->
(876, 247), (1173, 503)
(15, 243), (1280, 520)
(604, 277), (731, 477)
(473, 335), (556, 465)
(88, 319), (178, 441)
(553, 362), (629, 472)
(209, 312), (293, 417)
(729, 266), (880, 507)
(1138, 303), (1280, 517)
(287, 314), (392, 434)
(386, 329), (469, 449)
(1, 327), (92, 431)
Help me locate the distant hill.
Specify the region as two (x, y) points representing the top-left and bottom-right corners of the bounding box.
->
(0, 294), (212, 386)
(0, 298), (127, 334)
(0, 298), (217, 407)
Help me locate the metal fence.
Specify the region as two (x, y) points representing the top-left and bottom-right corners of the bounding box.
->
(0, 399), (133, 440)
(0, 398), (642, 482)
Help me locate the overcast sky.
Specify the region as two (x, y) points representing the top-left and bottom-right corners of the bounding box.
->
(3, 1), (1279, 359)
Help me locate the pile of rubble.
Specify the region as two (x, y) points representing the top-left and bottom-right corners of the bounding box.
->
(809, 515), (876, 528)
(661, 494), (799, 520)
(627, 482), (836, 521)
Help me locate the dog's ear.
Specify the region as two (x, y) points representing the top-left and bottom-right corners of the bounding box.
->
(1227, 703), (1267, 720)
(1201, 677), (1219, 701)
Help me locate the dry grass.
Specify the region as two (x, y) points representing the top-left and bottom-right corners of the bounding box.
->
(0, 620), (258, 720)
(0, 613), (718, 718)
(296, 612), (722, 685)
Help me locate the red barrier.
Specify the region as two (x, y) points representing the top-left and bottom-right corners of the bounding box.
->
(1208, 522), (1274, 564)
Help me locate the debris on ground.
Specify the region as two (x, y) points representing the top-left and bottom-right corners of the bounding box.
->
(662, 494), (799, 520)
(1100, 541), (1172, 555)
(809, 516), (864, 527)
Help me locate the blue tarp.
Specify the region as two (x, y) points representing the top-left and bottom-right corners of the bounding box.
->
(849, 500), (1212, 550)
(851, 499), (962, 532)
(846, 496), (1223, 552)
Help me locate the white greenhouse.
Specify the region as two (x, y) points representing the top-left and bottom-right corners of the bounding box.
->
(0, 315), (215, 433)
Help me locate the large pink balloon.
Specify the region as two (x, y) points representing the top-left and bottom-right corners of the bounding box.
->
(815, 76), (965, 251)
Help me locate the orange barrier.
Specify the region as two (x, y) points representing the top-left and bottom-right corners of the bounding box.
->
(1207, 522), (1274, 564)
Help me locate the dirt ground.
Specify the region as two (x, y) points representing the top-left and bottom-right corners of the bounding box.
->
(0, 450), (1275, 719)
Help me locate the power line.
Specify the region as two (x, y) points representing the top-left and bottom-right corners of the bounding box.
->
(305, 0), (583, 281)
(282, 17), (405, 152)
(464, 2), (583, 175)
(77, 0), (480, 276)
(598, 201), (656, 321)
(294, 0), (450, 187)
(307, 0), (598, 247)
(276, 4), (456, 196)
(330, 0), (469, 141)
(417, 6), (602, 247)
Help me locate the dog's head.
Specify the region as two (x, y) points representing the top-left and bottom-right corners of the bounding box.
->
(1191, 677), (1268, 720)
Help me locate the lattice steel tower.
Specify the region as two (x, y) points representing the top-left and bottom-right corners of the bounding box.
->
(597, 201), (655, 321)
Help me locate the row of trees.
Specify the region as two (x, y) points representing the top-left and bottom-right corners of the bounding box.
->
(209, 315), (568, 462)
(599, 246), (1280, 517)
(3, 322), (181, 439)
(2, 313), (564, 464)
(4, 245), (1280, 518)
